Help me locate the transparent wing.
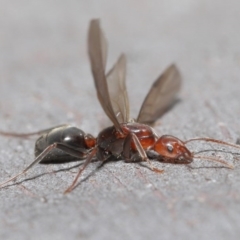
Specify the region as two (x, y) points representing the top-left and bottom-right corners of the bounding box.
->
(137, 64), (181, 124)
(106, 54), (130, 123)
(88, 19), (121, 130)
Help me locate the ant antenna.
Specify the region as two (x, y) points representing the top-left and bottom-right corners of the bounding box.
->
(193, 155), (234, 169)
(185, 137), (240, 150)
(185, 137), (239, 168)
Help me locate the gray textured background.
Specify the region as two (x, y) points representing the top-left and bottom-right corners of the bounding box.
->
(1, 1), (240, 239)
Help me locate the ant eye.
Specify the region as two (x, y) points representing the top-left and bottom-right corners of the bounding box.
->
(166, 144), (173, 153)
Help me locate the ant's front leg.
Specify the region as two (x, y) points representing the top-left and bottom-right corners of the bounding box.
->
(122, 133), (164, 173)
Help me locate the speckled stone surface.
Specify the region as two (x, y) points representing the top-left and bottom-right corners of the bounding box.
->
(0, 1), (240, 239)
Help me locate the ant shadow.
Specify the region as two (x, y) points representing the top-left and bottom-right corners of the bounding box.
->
(1, 148), (239, 192)
(0, 158), (112, 191)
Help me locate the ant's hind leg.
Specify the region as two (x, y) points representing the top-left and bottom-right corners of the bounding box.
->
(0, 124), (69, 138)
(64, 148), (97, 194)
(0, 142), (89, 188)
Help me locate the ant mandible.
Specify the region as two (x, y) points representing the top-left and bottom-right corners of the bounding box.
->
(0, 19), (239, 194)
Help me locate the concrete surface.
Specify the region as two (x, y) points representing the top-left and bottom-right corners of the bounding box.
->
(0, 1), (240, 239)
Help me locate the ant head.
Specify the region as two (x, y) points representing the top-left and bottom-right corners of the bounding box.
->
(154, 135), (193, 164)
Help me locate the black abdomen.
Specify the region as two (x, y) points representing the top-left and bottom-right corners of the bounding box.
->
(35, 125), (88, 164)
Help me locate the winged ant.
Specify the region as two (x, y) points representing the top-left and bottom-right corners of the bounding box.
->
(0, 19), (239, 194)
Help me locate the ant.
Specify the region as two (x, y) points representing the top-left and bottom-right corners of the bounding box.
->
(0, 19), (240, 194)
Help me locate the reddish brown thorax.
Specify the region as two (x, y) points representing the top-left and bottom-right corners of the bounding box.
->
(121, 123), (156, 150)
(96, 123), (156, 161)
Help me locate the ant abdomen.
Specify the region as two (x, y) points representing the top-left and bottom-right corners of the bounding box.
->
(35, 125), (95, 164)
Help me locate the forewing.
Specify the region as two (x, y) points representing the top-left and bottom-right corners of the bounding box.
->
(88, 19), (121, 130)
(137, 64), (181, 124)
(106, 54), (130, 123)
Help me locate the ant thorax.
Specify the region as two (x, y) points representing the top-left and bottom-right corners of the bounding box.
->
(96, 123), (156, 161)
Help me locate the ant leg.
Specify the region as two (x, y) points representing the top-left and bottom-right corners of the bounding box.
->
(122, 133), (132, 160)
(0, 142), (89, 188)
(123, 133), (163, 173)
(0, 124), (69, 138)
(64, 148), (97, 194)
